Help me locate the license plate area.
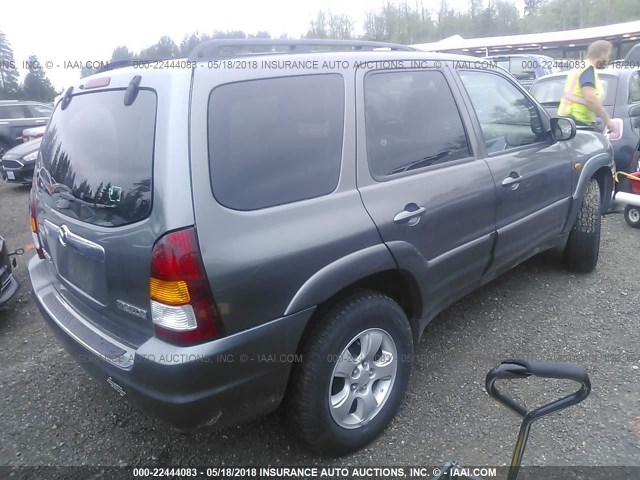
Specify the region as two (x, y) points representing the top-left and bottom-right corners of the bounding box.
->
(6, 171), (15, 180)
(43, 220), (107, 305)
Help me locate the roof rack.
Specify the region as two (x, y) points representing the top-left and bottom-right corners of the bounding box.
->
(188, 38), (415, 61)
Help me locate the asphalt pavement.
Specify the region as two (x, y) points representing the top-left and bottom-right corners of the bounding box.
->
(1, 179), (639, 468)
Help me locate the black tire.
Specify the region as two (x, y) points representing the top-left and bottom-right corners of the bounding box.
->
(564, 178), (601, 272)
(624, 205), (640, 228)
(288, 291), (413, 456)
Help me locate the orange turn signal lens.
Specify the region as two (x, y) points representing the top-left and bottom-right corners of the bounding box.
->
(30, 217), (38, 233)
(150, 278), (190, 305)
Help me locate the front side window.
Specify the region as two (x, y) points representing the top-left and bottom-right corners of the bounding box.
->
(460, 70), (546, 154)
(208, 74), (344, 211)
(26, 104), (53, 118)
(364, 70), (471, 178)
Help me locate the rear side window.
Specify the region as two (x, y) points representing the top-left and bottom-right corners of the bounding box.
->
(208, 74), (344, 210)
(39, 90), (156, 227)
(364, 70), (471, 177)
(0, 105), (25, 119)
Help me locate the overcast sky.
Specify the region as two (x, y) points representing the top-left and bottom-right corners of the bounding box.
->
(1, 0), (523, 90)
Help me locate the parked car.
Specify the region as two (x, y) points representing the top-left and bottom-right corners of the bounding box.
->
(0, 235), (20, 307)
(530, 67), (640, 189)
(28, 39), (614, 456)
(487, 54), (557, 90)
(0, 101), (52, 157)
(625, 43), (640, 62)
(1, 138), (41, 184)
(22, 126), (46, 143)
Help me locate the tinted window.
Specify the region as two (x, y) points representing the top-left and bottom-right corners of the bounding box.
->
(364, 70), (471, 177)
(0, 105), (25, 119)
(39, 90), (156, 227)
(509, 58), (536, 81)
(530, 75), (615, 106)
(630, 71), (640, 103)
(26, 104), (53, 118)
(208, 74), (344, 210)
(496, 59), (510, 73)
(460, 70), (546, 154)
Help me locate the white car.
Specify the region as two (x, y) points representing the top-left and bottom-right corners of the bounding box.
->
(22, 126), (46, 143)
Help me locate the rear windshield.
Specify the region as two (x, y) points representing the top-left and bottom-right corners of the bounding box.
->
(38, 89), (156, 227)
(530, 75), (616, 106)
(508, 58), (537, 81)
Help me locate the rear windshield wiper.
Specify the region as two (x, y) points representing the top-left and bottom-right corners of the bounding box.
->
(53, 191), (117, 209)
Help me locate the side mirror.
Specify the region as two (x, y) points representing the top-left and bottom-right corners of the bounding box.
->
(550, 117), (576, 141)
(629, 104), (640, 118)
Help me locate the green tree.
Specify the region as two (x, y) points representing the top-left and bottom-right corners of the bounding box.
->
(110, 45), (135, 62)
(97, 0), (640, 64)
(307, 11), (330, 38)
(180, 33), (209, 57)
(493, 0), (521, 35)
(139, 35), (180, 59)
(80, 66), (96, 78)
(306, 11), (354, 40)
(363, 3), (434, 43)
(327, 14), (354, 39)
(248, 31), (271, 39)
(0, 30), (20, 99)
(22, 55), (56, 102)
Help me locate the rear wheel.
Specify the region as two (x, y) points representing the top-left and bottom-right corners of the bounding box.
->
(289, 291), (413, 456)
(624, 205), (640, 228)
(564, 178), (601, 273)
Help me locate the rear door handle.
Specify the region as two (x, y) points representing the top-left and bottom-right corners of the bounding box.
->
(393, 205), (426, 224)
(502, 174), (523, 187)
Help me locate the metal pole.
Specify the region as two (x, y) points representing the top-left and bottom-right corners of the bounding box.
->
(507, 416), (534, 480)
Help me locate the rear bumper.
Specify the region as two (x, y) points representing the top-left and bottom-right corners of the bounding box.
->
(29, 256), (314, 429)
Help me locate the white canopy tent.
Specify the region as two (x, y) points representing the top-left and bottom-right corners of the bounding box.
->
(411, 20), (640, 58)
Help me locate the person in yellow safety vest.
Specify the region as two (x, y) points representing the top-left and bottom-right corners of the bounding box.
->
(558, 40), (615, 132)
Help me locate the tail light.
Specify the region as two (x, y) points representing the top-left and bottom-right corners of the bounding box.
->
(29, 194), (45, 259)
(149, 227), (221, 345)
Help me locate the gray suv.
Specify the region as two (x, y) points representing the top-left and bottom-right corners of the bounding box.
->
(29, 39), (614, 456)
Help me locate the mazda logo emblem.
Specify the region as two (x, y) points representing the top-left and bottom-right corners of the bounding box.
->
(58, 225), (70, 246)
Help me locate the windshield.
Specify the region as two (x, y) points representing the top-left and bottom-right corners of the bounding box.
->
(38, 89), (157, 227)
(530, 75), (616, 106)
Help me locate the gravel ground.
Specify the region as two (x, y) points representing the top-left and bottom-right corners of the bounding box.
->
(0, 179), (639, 468)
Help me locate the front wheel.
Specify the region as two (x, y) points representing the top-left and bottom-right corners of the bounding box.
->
(288, 291), (413, 456)
(564, 178), (601, 273)
(624, 205), (640, 228)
